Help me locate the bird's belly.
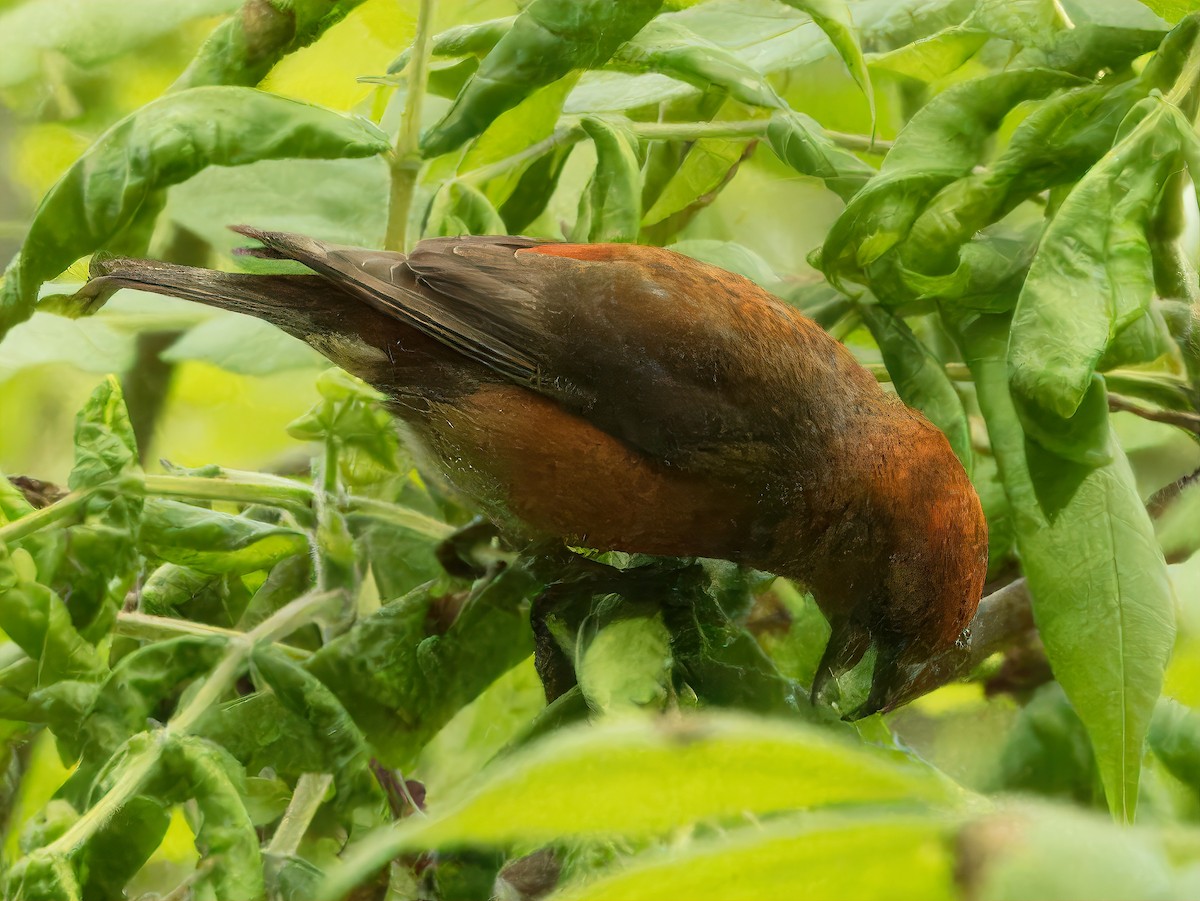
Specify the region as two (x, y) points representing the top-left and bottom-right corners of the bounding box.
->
(408, 383), (751, 558)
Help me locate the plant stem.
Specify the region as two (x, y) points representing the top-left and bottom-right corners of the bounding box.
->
(37, 589), (339, 860)
(113, 612), (312, 660)
(266, 773), (334, 856)
(142, 474), (312, 511)
(0, 490), (91, 544)
(384, 0), (438, 251)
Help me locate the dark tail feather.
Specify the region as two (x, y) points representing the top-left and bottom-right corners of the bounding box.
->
(69, 255), (336, 331)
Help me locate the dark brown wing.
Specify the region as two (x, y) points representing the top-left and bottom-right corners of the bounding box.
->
(230, 228), (864, 471)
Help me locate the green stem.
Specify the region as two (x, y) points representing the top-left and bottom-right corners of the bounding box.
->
(113, 612), (312, 660)
(385, 0), (438, 251)
(0, 490), (92, 544)
(266, 773), (334, 857)
(38, 588), (339, 860)
(142, 474), (312, 511)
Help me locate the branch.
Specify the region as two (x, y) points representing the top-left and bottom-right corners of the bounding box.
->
(385, 0), (437, 251)
(1108, 393), (1200, 436)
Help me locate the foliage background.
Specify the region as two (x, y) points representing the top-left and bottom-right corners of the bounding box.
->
(1, 0), (1200, 898)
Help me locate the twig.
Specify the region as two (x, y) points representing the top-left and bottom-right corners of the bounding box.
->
(385, 0), (438, 252)
(1108, 393), (1200, 436)
(266, 773), (334, 857)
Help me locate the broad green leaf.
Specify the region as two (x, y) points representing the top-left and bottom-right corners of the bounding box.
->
(460, 75), (578, 207)
(777, 0), (874, 125)
(1009, 99), (1181, 421)
(420, 0), (663, 157)
(0, 0), (240, 88)
(0, 87), (388, 340)
(322, 712), (954, 897)
(251, 647), (380, 810)
(140, 564), (252, 627)
(577, 615), (673, 714)
(954, 312), (1175, 822)
(765, 111), (875, 202)
(498, 145), (573, 233)
(306, 564), (542, 767)
(642, 138), (751, 228)
(552, 813), (954, 901)
(139, 499), (308, 575)
(177, 0), (369, 88)
(860, 305), (971, 470)
(1142, 0), (1200, 23)
(1016, 0), (1169, 75)
(580, 118), (642, 243)
(867, 27), (987, 82)
(967, 0), (1071, 51)
(612, 18), (787, 109)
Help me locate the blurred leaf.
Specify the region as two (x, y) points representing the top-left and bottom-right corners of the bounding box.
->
(0, 0), (241, 88)
(867, 26), (987, 82)
(666, 240), (779, 287)
(2, 851), (81, 901)
(1017, 0), (1169, 75)
(1155, 476), (1200, 562)
(580, 118), (642, 243)
(387, 17), (514, 73)
(162, 314), (323, 375)
(421, 0), (663, 157)
(323, 712), (953, 896)
(1, 87), (388, 341)
(140, 499), (308, 575)
(990, 683), (1098, 805)
(956, 312), (1175, 822)
(1148, 698), (1200, 802)
(498, 144), (573, 233)
(860, 305), (971, 470)
(553, 813), (953, 901)
(960, 804), (1176, 901)
(1008, 99), (1181, 422)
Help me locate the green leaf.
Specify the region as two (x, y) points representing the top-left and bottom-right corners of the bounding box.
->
(859, 305), (971, 470)
(322, 712), (954, 897)
(820, 69), (1080, 292)
(177, 0), (370, 88)
(460, 75), (578, 207)
(2, 851), (82, 901)
(424, 182), (507, 238)
(1018, 0), (1169, 75)
(306, 563), (542, 767)
(159, 735), (264, 901)
(612, 18), (787, 109)
(577, 615), (673, 714)
(777, 0), (874, 125)
(641, 138), (752, 228)
(0, 545), (106, 685)
(1148, 698), (1200, 801)
(967, 0), (1072, 51)
(421, 0), (663, 157)
(387, 17), (514, 74)
(666, 240), (779, 288)
(0, 0), (241, 88)
(251, 646), (380, 810)
(139, 499), (308, 575)
(765, 111), (875, 202)
(0, 86), (388, 340)
(867, 26), (988, 82)
(161, 314), (323, 376)
(1009, 99), (1181, 421)
(553, 813), (954, 901)
(581, 118), (642, 243)
(954, 312), (1175, 822)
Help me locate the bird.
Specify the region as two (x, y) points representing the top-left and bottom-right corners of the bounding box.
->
(70, 227), (988, 718)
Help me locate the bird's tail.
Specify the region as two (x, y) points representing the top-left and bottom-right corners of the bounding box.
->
(64, 253), (335, 333)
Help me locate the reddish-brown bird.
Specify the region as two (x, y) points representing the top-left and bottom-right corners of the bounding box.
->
(75, 228), (988, 717)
